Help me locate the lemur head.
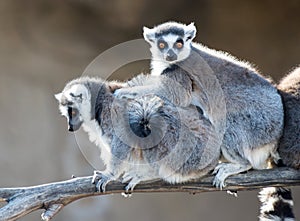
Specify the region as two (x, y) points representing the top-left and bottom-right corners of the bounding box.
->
(55, 77), (125, 132)
(55, 79), (92, 132)
(143, 21), (196, 64)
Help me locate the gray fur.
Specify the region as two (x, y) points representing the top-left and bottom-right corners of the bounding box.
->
(56, 75), (221, 192)
(117, 21), (284, 188)
(277, 67), (300, 169)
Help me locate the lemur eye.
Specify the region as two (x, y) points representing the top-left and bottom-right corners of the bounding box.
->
(175, 42), (183, 49)
(68, 107), (79, 118)
(71, 110), (77, 117)
(159, 42), (165, 49)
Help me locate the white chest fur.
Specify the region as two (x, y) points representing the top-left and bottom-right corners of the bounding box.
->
(82, 119), (112, 167)
(150, 60), (170, 76)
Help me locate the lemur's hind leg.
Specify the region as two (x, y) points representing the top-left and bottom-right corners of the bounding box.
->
(212, 162), (252, 189)
(213, 142), (277, 189)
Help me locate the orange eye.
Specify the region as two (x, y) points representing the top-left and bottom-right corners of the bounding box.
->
(159, 42), (165, 49)
(71, 110), (77, 117)
(176, 42), (183, 49)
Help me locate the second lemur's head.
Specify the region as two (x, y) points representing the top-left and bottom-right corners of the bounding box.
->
(55, 77), (123, 132)
(143, 21), (196, 64)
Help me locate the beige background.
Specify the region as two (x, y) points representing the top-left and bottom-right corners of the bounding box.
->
(0, 0), (299, 220)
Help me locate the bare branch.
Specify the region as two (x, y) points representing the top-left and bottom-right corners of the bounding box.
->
(0, 167), (300, 221)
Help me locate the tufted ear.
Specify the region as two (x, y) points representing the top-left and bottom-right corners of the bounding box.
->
(143, 26), (156, 44)
(54, 93), (62, 101)
(185, 22), (197, 41)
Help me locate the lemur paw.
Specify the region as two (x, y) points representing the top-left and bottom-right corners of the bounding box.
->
(122, 173), (142, 193)
(92, 170), (113, 192)
(212, 162), (252, 190)
(212, 164), (228, 189)
(124, 179), (140, 193)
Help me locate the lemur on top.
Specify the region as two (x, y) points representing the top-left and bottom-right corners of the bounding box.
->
(116, 21), (283, 189)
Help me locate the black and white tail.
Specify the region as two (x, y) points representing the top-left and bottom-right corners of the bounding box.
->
(259, 187), (295, 221)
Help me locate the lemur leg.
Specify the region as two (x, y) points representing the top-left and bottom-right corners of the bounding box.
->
(212, 162), (252, 189)
(212, 142), (253, 189)
(213, 142), (277, 189)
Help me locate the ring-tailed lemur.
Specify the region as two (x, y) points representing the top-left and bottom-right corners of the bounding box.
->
(116, 21), (284, 188)
(55, 74), (221, 192)
(257, 67), (300, 221)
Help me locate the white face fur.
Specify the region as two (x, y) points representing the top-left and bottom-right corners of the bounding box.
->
(55, 84), (91, 131)
(143, 22), (197, 66)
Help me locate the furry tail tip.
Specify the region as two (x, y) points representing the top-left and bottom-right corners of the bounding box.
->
(259, 187), (295, 221)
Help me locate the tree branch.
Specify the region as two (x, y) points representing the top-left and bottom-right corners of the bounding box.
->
(0, 167), (300, 221)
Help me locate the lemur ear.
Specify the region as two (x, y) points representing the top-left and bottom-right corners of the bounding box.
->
(54, 93), (62, 101)
(185, 22), (197, 41)
(143, 26), (156, 44)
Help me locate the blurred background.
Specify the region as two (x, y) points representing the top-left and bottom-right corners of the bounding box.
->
(0, 0), (299, 220)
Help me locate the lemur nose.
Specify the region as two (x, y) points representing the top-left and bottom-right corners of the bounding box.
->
(166, 49), (177, 61)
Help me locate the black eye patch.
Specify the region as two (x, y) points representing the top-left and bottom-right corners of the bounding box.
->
(68, 107), (79, 119)
(174, 38), (184, 49)
(157, 39), (168, 50)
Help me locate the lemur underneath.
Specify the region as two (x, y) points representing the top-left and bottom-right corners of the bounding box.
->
(55, 75), (221, 192)
(116, 21), (284, 188)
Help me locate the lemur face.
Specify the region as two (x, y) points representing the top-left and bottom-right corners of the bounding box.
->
(143, 22), (196, 64)
(55, 84), (91, 132)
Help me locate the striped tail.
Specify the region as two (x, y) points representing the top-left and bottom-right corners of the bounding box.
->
(259, 187), (295, 221)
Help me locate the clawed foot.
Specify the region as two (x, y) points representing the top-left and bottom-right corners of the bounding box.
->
(124, 180), (139, 193)
(122, 173), (142, 194)
(92, 170), (113, 192)
(212, 162), (252, 190)
(212, 163), (228, 189)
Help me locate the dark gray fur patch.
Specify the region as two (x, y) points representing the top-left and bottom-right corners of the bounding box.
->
(87, 82), (108, 126)
(155, 27), (184, 38)
(277, 67), (300, 169)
